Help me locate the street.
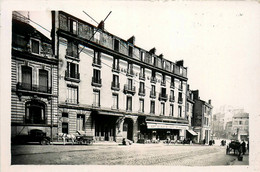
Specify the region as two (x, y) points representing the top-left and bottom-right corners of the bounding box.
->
(11, 143), (246, 166)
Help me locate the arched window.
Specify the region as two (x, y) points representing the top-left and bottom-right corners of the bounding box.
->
(22, 66), (32, 90)
(39, 69), (48, 92)
(25, 100), (46, 124)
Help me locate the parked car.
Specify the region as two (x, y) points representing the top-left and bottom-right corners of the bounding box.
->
(12, 129), (51, 145)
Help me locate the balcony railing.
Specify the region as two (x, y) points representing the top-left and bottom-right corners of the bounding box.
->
(150, 76), (156, 84)
(112, 65), (120, 73)
(150, 91), (156, 98)
(139, 73), (145, 81)
(138, 88), (146, 96)
(92, 77), (102, 87)
(178, 97), (183, 104)
(65, 70), (80, 82)
(123, 84), (136, 95)
(127, 69), (134, 77)
(161, 80), (166, 86)
(159, 93), (168, 102)
(17, 82), (52, 94)
(111, 81), (120, 91)
(169, 95), (175, 102)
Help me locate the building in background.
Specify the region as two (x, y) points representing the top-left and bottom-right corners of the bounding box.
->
(212, 113), (225, 139)
(51, 11), (189, 143)
(231, 113), (249, 141)
(11, 12), (58, 140)
(192, 90), (213, 144)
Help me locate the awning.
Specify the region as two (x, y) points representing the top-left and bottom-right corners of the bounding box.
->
(187, 129), (198, 136)
(146, 122), (188, 130)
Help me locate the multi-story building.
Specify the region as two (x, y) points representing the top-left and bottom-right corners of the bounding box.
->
(51, 11), (189, 143)
(212, 113), (225, 139)
(186, 85), (197, 142)
(11, 12), (58, 139)
(192, 90), (213, 144)
(232, 113), (249, 141)
(225, 121), (233, 139)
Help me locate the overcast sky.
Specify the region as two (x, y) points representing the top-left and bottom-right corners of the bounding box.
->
(13, 1), (260, 115)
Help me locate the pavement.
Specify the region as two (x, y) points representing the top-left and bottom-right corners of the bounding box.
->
(231, 154), (249, 165)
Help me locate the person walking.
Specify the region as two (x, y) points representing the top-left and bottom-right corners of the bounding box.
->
(241, 140), (246, 155)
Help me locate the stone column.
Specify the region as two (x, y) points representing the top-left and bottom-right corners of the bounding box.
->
(132, 116), (138, 143)
(115, 117), (125, 143)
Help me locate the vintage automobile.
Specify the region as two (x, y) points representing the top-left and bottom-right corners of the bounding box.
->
(12, 129), (51, 145)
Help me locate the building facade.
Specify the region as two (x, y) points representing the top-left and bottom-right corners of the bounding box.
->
(52, 11), (189, 143)
(212, 113), (225, 139)
(192, 90), (213, 144)
(11, 12), (58, 139)
(231, 113), (249, 141)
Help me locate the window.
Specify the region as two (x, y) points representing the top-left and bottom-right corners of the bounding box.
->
(178, 106), (182, 117)
(93, 90), (100, 107)
(93, 69), (101, 84)
(179, 81), (183, 90)
(170, 90), (174, 102)
(161, 74), (166, 85)
(93, 51), (101, 65)
(76, 114), (85, 131)
(67, 85), (78, 104)
(126, 96), (132, 111)
(21, 66), (32, 90)
(161, 87), (166, 96)
(114, 39), (119, 51)
(112, 94), (118, 109)
(178, 92), (183, 103)
(161, 102), (165, 115)
(170, 104), (174, 116)
(187, 103), (190, 112)
(128, 46), (133, 57)
(67, 40), (78, 57)
(66, 62), (79, 79)
(139, 99), (144, 113)
(94, 29), (100, 43)
(62, 123), (69, 134)
(127, 63), (133, 75)
(139, 82), (145, 94)
(140, 67), (145, 79)
(62, 113), (68, 118)
(113, 58), (119, 71)
(140, 51), (145, 61)
(112, 74), (119, 88)
(150, 85), (156, 97)
(31, 39), (40, 54)
(171, 77), (175, 87)
(25, 100), (46, 124)
(150, 100), (155, 114)
(128, 78), (133, 88)
(39, 69), (48, 92)
(69, 19), (78, 34)
(239, 121), (243, 125)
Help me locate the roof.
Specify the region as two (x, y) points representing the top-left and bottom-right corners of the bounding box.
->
(233, 113), (249, 118)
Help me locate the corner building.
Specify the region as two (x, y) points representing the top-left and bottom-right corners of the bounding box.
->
(52, 11), (189, 143)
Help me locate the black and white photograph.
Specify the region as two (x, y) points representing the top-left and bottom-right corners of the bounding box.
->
(1, 0), (260, 171)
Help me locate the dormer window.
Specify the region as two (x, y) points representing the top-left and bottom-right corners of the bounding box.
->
(128, 46), (133, 57)
(31, 39), (40, 54)
(69, 19), (77, 34)
(114, 39), (119, 51)
(94, 29), (100, 43)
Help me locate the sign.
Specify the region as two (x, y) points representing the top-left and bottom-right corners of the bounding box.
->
(147, 123), (188, 130)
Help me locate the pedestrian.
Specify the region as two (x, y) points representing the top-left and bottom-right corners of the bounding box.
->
(241, 140), (246, 155)
(203, 139), (206, 145)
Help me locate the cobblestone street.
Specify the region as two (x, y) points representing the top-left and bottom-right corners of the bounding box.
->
(11, 143), (246, 166)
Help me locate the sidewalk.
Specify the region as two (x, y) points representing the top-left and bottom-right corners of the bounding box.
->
(231, 154), (249, 165)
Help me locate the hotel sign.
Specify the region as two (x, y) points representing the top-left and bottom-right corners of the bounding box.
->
(147, 123), (188, 130)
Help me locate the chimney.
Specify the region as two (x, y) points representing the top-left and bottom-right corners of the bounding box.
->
(149, 47), (156, 54)
(158, 54), (163, 59)
(208, 99), (211, 105)
(176, 60), (184, 66)
(192, 90), (199, 100)
(98, 20), (105, 30)
(127, 36), (135, 45)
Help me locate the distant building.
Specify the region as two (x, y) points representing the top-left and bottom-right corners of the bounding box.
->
(11, 12), (58, 139)
(192, 90), (213, 144)
(212, 113), (225, 139)
(232, 113), (249, 141)
(225, 121), (233, 139)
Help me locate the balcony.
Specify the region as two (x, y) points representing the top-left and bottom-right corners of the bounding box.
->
(126, 69), (134, 77)
(150, 77), (156, 84)
(159, 93), (168, 102)
(169, 95), (175, 102)
(139, 73), (145, 81)
(138, 88), (146, 96)
(161, 80), (166, 86)
(92, 58), (101, 68)
(112, 65), (120, 73)
(150, 91), (156, 98)
(65, 71), (80, 83)
(123, 84), (136, 95)
(91, 77), (102, 87)
(178, 97), (183, 104)
(16, 82), (52, 94)
(111, 81), (120, 91)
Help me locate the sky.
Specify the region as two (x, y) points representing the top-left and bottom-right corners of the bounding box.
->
(10, 1), (260, 116)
